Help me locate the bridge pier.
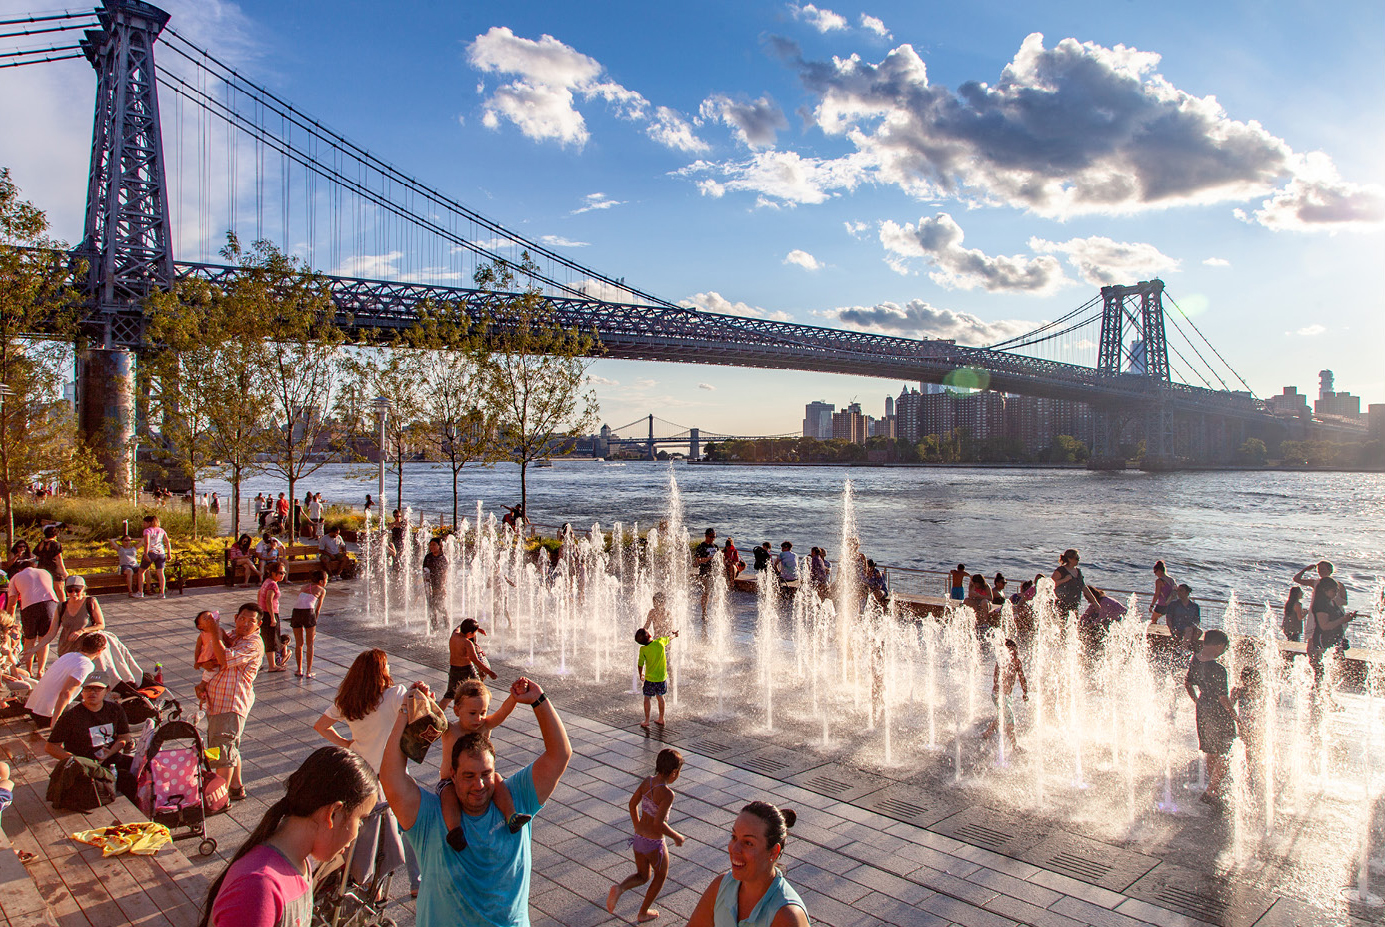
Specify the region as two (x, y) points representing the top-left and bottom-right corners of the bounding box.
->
(76, 347), (137, 497)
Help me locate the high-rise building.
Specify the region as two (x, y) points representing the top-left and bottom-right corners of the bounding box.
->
(831, 402), (868, 444)
(896, 387), (921, 442)
(884, 396), (894, 419)
(1267, 387), (1309, 418)
(1314, 370), (1362, 420)
(802, 401), (834, 438)
(1319, 370), (1334, 401)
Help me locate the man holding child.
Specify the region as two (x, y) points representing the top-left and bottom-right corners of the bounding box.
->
(380, 675), (571, 927)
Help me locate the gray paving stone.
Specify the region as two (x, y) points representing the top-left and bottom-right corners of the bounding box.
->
(1030, 869), (1130, 909)
(921, 892), (1022, 927)
(1051, 895), (1150, 927)
(982, 892), (1090, 927)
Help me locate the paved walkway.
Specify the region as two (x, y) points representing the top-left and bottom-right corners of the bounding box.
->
(101, 586), (1355, 927)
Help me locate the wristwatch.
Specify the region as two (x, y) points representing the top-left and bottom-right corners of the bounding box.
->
(533, 692), (547, 707)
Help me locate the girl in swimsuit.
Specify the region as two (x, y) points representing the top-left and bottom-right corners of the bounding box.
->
(607, 748), (686, 922)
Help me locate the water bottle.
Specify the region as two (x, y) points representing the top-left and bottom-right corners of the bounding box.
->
(154, 662), (163, 685)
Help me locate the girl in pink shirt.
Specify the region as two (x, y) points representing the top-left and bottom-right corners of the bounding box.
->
(201, 746), (377, 927)
(258, 563), (288, 673)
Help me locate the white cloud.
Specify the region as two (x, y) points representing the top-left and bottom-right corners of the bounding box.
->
(831, 299), (1038, 346)
(634, 378), (658, 389)
(1203, 257), (1231, 267)
(679, 291), (793, 322)
(646, 106), (710, 154)
(699, 94), (788, 149)
(697, 382), (716, 391)
(675, 150), (866, 205)
(468, 27), (705, 152)
(1243, 153), (1385, 231)
(843, 220), (870, 238)
(577, 278), (638, 302)
(681, 33), (1380, 228)
(790, 3), (848, 33)
(1028, 235), (1180, 286)
(784, 249), (823, 271)
(540, 235), (590, 248)
(588, 375), (620, 386)
(880, 213), (1067, 294)
(572, 192), (624, 214)
(1294, 324), (1326, 336)
(860, 14), (892, 39)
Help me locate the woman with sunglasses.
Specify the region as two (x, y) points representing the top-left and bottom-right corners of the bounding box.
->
(55, 576), (105, 657)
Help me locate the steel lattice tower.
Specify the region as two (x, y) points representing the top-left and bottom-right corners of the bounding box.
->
(78, 0), (174, 348)
(1093, 279), (1173, 461)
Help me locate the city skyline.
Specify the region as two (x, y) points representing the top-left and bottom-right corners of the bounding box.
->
(1, 0), (1381, 436)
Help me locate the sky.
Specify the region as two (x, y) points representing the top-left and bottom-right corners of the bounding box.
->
(2, 0), (1382, 437)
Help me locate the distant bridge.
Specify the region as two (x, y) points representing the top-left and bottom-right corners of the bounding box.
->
(600, 415), (795, 459)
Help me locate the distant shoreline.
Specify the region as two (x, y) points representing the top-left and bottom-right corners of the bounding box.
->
(684, 459), (1385, 473)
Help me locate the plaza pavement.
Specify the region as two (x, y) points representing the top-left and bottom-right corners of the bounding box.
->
(104, 584), (1356, 927)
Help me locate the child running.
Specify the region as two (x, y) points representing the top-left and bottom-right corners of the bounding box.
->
(636, 627), (678, 729)
(438, 619), (498, 712)
(437, 678), (527, 850)
(290, 569), (326, 678)
(981, 639), (1028, 748)
(1185, 629), (1239, 812)
(606, 748), (687, 923)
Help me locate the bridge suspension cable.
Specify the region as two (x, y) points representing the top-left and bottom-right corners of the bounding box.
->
(984, 294), (1101, 350)
(154, 25), (693, 315)
(1165, 293), (1255, 397)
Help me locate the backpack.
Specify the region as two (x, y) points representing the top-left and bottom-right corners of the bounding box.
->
(46, 756), (117, 812)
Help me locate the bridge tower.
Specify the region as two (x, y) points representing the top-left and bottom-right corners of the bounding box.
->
(75, 0), (175, 493)
(1091, 280), (1174, 469)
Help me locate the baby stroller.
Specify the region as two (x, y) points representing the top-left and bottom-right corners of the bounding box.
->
(313, 802), (405, 926)
(132, 718), (224, 857)
(114, 674), (180, 727)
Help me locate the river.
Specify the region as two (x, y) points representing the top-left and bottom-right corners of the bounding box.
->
(202, 460), (1383, 629)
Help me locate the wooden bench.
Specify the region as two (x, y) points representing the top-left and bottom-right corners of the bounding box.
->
(224, 543), (355, 586)
(0, 727), (208, 927)
(66, 556), (185, 597)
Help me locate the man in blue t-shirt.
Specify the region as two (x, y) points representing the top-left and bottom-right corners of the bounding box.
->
(381, 677), (571, 927)
(1164, 583), (1201, 647)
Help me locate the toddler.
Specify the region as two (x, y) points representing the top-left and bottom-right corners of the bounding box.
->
(438, 678), (526, 850)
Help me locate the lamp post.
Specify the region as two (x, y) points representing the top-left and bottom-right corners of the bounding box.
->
(372, 396), (390, 516)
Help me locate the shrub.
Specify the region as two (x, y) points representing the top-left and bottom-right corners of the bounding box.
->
(11, 497), (217, 544)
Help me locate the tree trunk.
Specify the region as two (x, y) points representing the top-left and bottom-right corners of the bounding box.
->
(189, 473), (198, 540)
(395, 451), (404, 513)
(519, 460), (527, 529)
(2, 487), (11, 550)
(230, 466), (241, 538)
(451, 458), (459, 528)
(287, 474), (296, 539)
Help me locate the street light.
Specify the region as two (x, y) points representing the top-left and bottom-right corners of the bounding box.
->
(372, 396), (390, 518)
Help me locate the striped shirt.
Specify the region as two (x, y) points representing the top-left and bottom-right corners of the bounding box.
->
(206, 632), (265, 718)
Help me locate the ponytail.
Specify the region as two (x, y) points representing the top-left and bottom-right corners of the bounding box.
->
(199, 747), (377, 927)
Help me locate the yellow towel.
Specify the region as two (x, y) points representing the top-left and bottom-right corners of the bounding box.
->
(70, 822), (172, 857)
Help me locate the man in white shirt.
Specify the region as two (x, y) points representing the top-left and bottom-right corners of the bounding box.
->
(317, 526), (353, 580)
(307, 494), (324, 539)
(25, 633), (107, 728)
(774, 541), (800, 585)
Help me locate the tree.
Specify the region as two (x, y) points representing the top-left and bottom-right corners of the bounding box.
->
(143, 278), (227, 539)
(1236, 437), (1268, 466)
(340, 345), (427, 512)
(476, 257), (599, 518)
(1047, 434), (1090, 464)
(403, 304), (495, 526)
(0, 169), (83, 545)
(219, 235), (344, 531)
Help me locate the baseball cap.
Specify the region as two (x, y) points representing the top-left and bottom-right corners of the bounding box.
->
(82, 670), (112, 689)
(65, 574), (87, 590)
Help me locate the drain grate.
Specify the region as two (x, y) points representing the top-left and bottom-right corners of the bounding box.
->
(874, 797), (925, 820)
(1049, 852), (1113, 882)
(1156, 886), (1229, 921)
(804, 775), (852, 795)
(695, 739), (733, 755)
(742, 755), (789, 775)
(954, 823), (1014, 849)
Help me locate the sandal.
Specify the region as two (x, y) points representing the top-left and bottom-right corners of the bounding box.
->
(229, 786), (247, 801)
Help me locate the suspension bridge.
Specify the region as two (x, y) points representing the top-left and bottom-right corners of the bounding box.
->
(4, 1), (1351, 486)
(601, 415), (797, 459)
